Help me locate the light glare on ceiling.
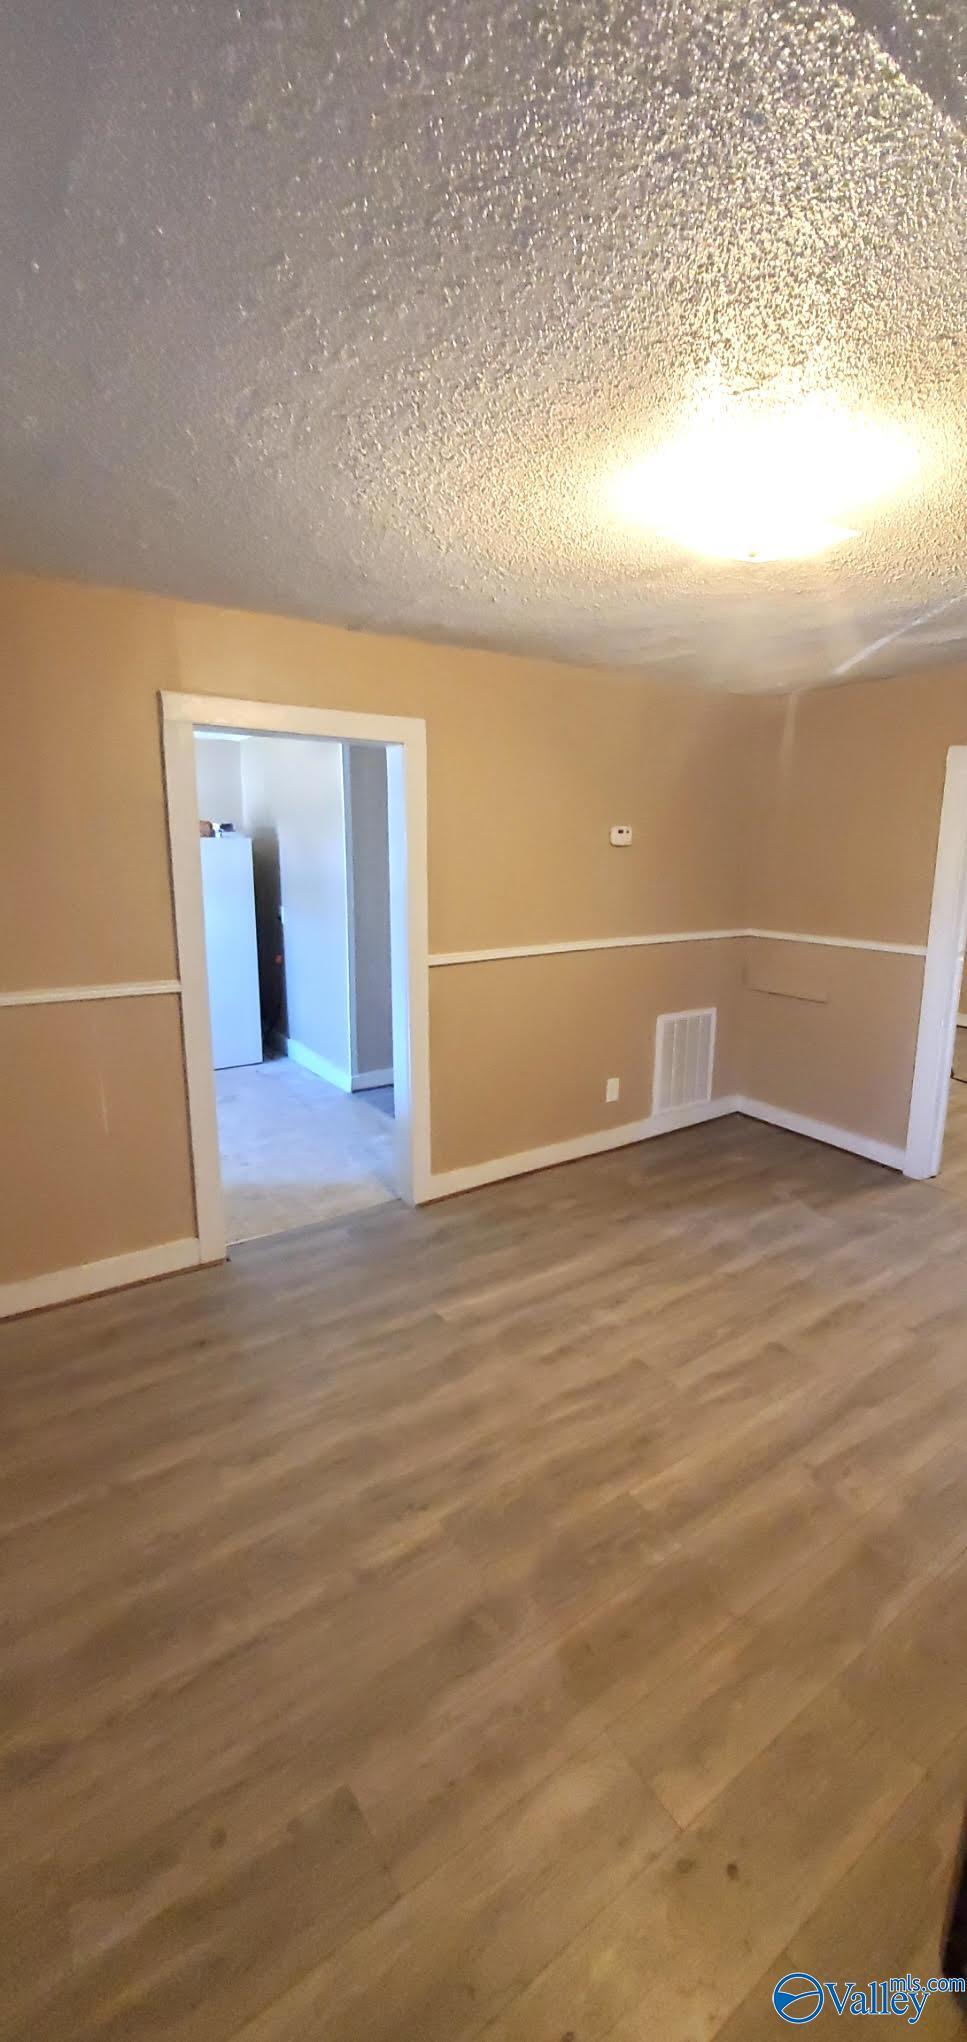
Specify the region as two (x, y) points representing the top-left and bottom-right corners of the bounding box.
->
(607, 387), (921, 564)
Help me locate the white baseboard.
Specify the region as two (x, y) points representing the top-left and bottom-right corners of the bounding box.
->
(735, 1096), (906, 1172)
(281, 1036), (352, 1092)
(351, 1067), (394, 1091)
(0, 1089), (913, 1315)
(426, 1091), (909, 1200)
(426, 1095), (741, 1199)
(0, 1237), (202, 1322)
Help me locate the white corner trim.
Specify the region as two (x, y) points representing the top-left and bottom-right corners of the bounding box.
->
(735, 1097), (906, 1172)
(282, 1037), (353, 1092)
(0, 1238), (203, 1321)
(905, 745), (967, 1180)
(426, 1096), (741, 1199)
(162, 712), (227, 1263)
(427, 929), (927, 967)
(351, 1067), (394, 1090)
(0, 980), (181, 1009)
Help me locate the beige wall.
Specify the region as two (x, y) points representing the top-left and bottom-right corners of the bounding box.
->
(739, 941), (925, 1149)
(739, 668), (967, 1145)
(743, 673), (967, 947)
(0, 570), (752, 1287)
(6, 559), (966, 1295)
(6, 564), (967, 1296)
(0, 997), (195, 1281)
(432, 942), (743, 1172)
(170, 597), (752, 953)
(2, 577), (179, 990)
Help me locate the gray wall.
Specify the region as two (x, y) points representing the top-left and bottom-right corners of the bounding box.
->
(345, 745), (393, 1083)
(193, 735), (244, 827)
(243, 735), (351, 1082)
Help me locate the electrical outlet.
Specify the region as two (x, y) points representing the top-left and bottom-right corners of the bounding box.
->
(605, 1076), (620, 1103)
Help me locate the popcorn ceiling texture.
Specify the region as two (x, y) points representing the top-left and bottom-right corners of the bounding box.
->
(0, 0), (964, 690)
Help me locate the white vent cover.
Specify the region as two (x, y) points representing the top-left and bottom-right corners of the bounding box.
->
(653, 1008), (716, 1115)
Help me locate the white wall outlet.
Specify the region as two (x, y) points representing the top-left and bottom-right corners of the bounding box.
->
(605, 1076), (620, 1103)
(610, 825), (632, 846)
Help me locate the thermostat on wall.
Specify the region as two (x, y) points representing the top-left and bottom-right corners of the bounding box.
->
(610, 825), (633, 846)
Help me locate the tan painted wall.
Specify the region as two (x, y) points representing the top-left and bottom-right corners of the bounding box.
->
(743, 671), (967, 945)
(739, 668), (967, 1146)
(431, 941), (743, 1172)
(171, 598), (752, 952)
(0, 570), (753, 1287)
(739, 941), (925, 1149)
(2, 577), (179, 990)
(0, 997), (195, 1281)
(7, 564), (964, 1291)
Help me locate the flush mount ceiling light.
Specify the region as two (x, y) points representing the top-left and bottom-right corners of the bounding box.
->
(607, 384), (921, 564)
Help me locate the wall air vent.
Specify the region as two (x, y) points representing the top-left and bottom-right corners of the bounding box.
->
(653, 1008), (716, 1115)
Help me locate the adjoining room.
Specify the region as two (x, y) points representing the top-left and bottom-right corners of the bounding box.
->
(193, 728), (397, 1242)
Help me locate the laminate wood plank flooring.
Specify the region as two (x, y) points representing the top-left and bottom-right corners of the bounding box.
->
(3, 1084), (967, 2040)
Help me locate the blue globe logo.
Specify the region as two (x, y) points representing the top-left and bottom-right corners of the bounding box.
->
(773, 1973), (825, 2023)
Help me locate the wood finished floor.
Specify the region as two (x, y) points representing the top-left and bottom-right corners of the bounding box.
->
(4, 1090), (967, 2040)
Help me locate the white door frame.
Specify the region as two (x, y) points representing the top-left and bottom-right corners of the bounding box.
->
(160, 691), (431, 1262)
(905, 745), (967, 1179)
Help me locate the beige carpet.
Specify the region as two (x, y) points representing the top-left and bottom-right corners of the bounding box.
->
(215, 1057), (396, 1244)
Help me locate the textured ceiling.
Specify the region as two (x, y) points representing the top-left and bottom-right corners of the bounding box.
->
(0, 0), (965, 690)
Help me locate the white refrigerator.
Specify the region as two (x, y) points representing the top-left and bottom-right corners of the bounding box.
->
(199, 835), (263, 1069)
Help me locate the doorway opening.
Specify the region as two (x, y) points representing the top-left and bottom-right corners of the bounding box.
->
(906, 745), (967, 1182)
(195, 729), (398, 1242)
(161, 693), (430, 1263)
(947, 1004), (967, 1189)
